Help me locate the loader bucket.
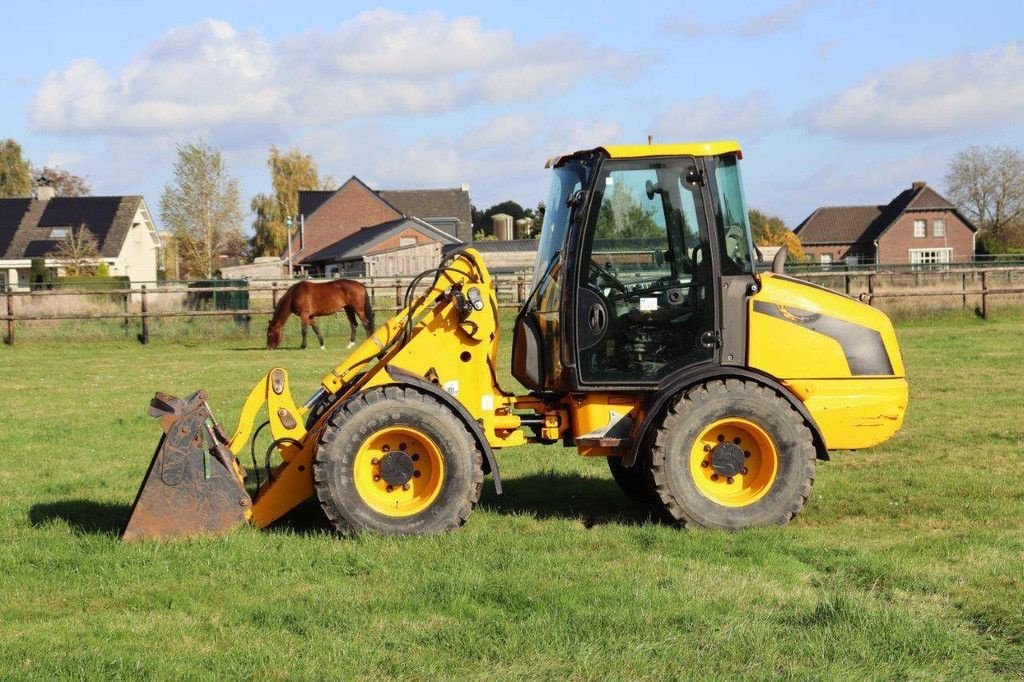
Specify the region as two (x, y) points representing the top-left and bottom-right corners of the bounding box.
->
(122, 391), (251, 541)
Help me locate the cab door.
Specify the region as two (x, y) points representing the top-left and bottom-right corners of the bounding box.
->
(570, 157), (718, 387)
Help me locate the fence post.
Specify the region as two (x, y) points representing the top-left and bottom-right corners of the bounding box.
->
(395, 281), (403, 311)
(962, 272), (968, 309)
(5, 290), (13, 346)
(139, 285), (150, 345)
(844, 273), (851, 296)
(866, 273), (875, 307)
(980, 270), (989, 320)
(271, 282), (278, 309)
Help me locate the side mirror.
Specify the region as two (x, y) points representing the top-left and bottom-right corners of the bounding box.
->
(771, 245), (788, 274)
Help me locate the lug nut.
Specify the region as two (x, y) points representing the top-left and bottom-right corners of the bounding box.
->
(744, 450), (751, 458)
(703, 444), (711, 452)
(386, 485), (394, 493)
(399, 442), (407, 450)
(741, 467), (749, 475)
(382, 445), (390, 452)
(717, 435), (725, 442)
(373, 475), (381, 482)
(411, 453), (420, 462)
(727, 477), (734, 484)
(371, 458), (380, 465)
(402, 484), (410, 491)
(711, 474), (719, 481)
(701, 460), (709, 468)
(413, 470), (421, 478)
(733, 437), (741, 445)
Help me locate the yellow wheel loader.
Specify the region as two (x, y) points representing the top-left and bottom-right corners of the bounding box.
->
(122, 141), (909, 539)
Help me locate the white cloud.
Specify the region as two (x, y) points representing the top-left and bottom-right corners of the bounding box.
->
(666, 0), (823, 38)
(650, 93), (780, 141)
(30, 12), (638, 135)
(801, 42), (1024, 139)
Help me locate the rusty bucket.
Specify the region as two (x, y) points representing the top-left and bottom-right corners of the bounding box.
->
(122, 391), (251, 541)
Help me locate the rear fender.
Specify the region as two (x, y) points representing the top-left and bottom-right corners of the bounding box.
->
(622, 367), (828, 467)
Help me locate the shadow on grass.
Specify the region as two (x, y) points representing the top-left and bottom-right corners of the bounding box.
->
(26, 474), (660, 538)
(29, 499), (130, 536)
(480, 471), (662, 528)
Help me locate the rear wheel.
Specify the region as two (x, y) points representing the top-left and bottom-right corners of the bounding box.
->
(313, 385), (484, 534)
(649, 379), (815, 529)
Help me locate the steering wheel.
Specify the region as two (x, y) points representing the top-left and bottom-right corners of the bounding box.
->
(589, 259), (628, 294)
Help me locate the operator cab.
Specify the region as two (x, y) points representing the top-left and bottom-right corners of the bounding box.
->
(513, 142), (758, 392)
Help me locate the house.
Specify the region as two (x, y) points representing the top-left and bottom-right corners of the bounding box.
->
(303, 216), (461, 277)
(794, 182), (976, 266)
(0, 187), (160, 290)
(292, 177), (473, 275)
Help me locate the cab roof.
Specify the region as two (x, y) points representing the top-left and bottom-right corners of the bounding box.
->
(546, 140), (742, 168)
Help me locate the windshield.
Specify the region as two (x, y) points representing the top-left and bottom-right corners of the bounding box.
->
(527, 161), (590, 311)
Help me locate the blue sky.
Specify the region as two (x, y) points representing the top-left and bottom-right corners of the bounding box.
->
(3, 1), (1022, 228)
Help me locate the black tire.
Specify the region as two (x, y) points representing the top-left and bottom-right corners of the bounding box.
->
(607, 449), (656, 503)
(649, 379), (816, 529)
(313, 385), (484, 535)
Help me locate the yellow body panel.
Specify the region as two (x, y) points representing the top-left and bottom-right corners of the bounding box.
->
(568, 393), (641, 457)
(749, 273), (908, 450)
(784, 378), (908, 450)
(601, 140), (741, 159)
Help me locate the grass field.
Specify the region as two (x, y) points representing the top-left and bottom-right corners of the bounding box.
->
(1, 311), (1022, 679)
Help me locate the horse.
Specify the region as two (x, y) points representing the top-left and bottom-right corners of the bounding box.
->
(266, 279), (375, 350)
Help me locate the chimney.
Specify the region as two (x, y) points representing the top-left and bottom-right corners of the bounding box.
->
(34, 185), (56, 202)
(460, 183), (470, 193)
(911, 181), (926, 191)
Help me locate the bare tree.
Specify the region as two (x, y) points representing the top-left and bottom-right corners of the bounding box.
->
(33, 166), (92, 197)
(945, 145), (1024, 250)
(54, 224), (100, 276)
(159, 140), (245, 278)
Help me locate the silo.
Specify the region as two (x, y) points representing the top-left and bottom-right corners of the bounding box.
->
(514, 218), (533, 239)
(491, 213), (513, 240)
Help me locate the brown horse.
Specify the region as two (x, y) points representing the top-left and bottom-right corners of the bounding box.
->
(266, 279), (375, 350)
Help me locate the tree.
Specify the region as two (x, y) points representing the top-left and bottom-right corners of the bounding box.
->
(945, 145), (1024, 251)
(0, 139), (32, 198)
(53, 224), (100, 276)
(749, 209), (805, 261)
(594, 182), (663, 239)
(474, 200), (527, 235)
(249, 146), (335, 258)
(159, 140), (245, 279)
(33, 166), (91, 197)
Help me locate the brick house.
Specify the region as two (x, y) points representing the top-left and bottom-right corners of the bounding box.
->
(293, 177), (471, 275)
(0, 187), (160, 290)
(794, 182), (976, 266)
(303, 216), (461, 277)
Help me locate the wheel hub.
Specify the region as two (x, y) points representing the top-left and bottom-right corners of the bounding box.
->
(378, 450), (415, 486)
(710, 442), (745, 477)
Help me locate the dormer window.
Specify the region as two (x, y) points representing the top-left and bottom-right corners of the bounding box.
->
(49, 228), (69, 239)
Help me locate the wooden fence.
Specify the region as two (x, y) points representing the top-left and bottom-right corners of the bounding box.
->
(4, 268), (1024, 346)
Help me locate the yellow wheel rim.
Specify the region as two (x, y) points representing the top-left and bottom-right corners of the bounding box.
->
(689, 418), (778, 507)
(353, 426), (445, 517)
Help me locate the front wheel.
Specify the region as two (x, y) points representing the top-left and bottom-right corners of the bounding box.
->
(649, 379), (816, 529)
(313, 385), (484, 534)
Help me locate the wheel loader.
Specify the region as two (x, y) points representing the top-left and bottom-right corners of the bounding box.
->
(122, 141), (909, 539)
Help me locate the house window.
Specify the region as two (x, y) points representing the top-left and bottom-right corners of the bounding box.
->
(933, 219), (946, 237)
(399, 237), (416, 247)
(49, 228), (69, 239)
(909, 248), (952, 268)
(819, 254), (832, 264)
(913, 219), (926, 238)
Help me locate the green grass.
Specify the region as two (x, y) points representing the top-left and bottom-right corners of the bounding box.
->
(1, 311), (1022, 679)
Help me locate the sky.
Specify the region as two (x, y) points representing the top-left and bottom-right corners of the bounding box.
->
(3, 0), (1023, 229)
